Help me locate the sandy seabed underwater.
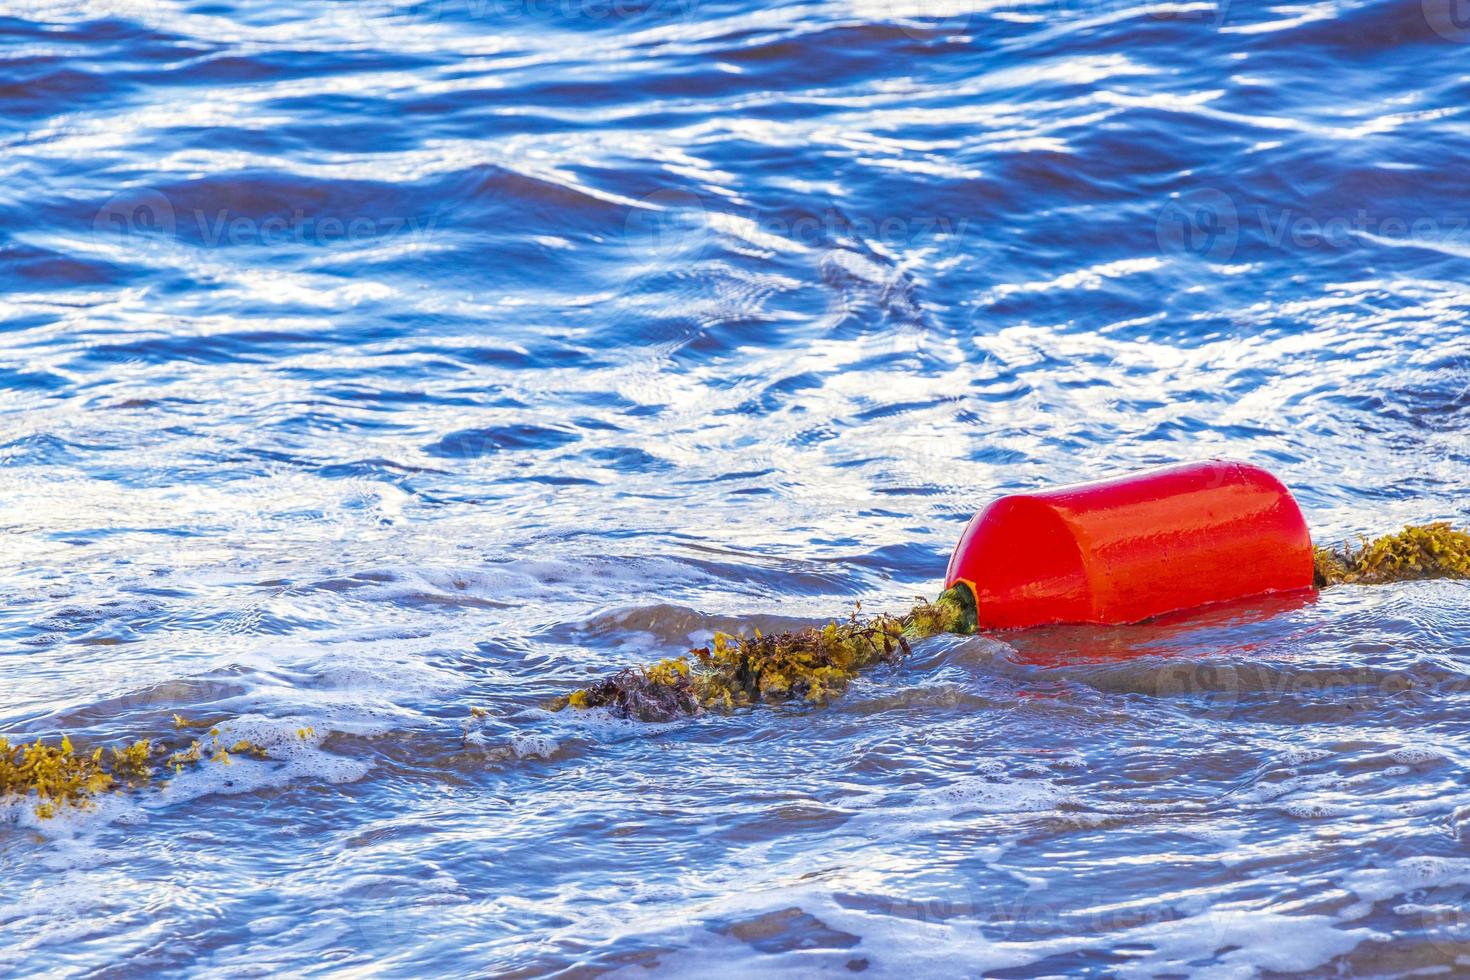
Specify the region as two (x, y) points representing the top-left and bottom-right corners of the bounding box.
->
(3, 0), (1470, 976)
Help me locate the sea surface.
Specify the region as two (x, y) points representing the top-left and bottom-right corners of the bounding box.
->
(2, 0), (1470, 975)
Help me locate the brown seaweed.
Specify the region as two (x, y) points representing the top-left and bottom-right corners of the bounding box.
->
(0, 723), (277, 819)
(552, 584), (976, 722)
(1314, 522), (1470, 586)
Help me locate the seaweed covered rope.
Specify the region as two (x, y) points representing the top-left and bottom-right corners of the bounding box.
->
(1312, 522), (1470, 586)
(555, 523), (1470, 722)
(4, 529), (1466, 816)
(548, 586), (978, 723)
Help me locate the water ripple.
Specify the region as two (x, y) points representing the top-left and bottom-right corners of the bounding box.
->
(1, 0), (1469, 974)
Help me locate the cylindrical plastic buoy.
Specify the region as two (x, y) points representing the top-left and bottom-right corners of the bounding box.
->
(945, 459), (1314, 629)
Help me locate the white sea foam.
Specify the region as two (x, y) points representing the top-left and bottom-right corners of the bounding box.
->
(1341, 856), (1470, 908)
(835, 769), (1079, 848)
(508, 732), (560, 758)
(147, 715), (371, 810)
(913, 774), (1071, 814)
(604, 884), (1383, 980)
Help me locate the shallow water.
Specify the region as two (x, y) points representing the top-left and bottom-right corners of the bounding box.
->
(3, 0), (1470, 975)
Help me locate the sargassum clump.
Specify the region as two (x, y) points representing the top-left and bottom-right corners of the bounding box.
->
(0, 721), (276, 819)
(551, 585), (977, 722)
(1314, 522), (1470, 586)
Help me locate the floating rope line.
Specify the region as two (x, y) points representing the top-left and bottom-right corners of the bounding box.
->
(5, 527), (1468, 817)
(556, 523), (1470, 723)
(548, 587), (977, 723)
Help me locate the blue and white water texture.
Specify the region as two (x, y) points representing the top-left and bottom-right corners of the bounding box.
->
(2, 0), (1470, 975)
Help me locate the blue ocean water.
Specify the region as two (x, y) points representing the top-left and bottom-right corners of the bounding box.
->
(2, 0), (1470, 974)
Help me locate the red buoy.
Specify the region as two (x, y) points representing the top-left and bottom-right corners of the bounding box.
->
(945, 459), (1314, 629)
